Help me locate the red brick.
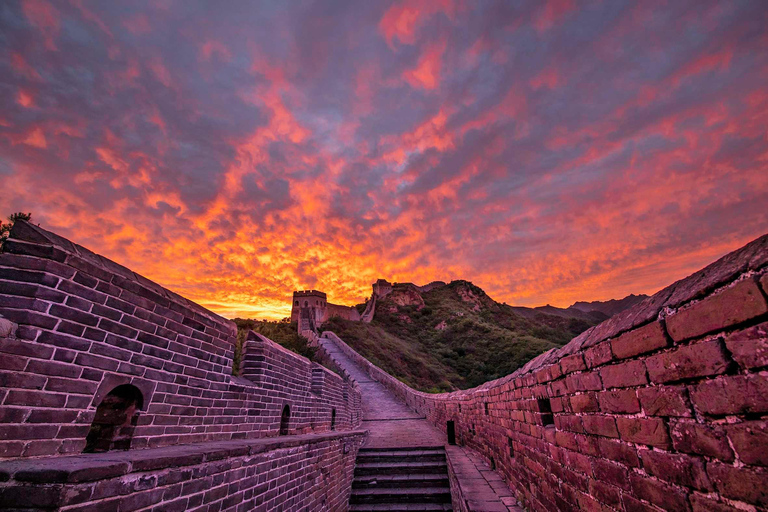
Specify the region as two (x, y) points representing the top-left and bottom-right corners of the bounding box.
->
(597, 389), (640, 413)
(639, 449), (711, 490)
(555, 414), (584, 433)
(670, 421), (734, 461)
(560, 354), (586, 374)
(725, 420), (768, 466)
(571, 393), (599, 413)
(689, 493), (740, 512)
(582, 415), (619, 438)
(638, 386), (693, 417)
(622, 494), (663, 512)
(611, 322), (668, 359)
(616, 417), (670, 448)
(666, 278), (768, 342)
(600, 360), (647, 389)
(630, 473), (691, 511)
(584, 342), (613, 369)
(690, 374), (768, 416)
(588, 479), (622, 509)
(591, 459), (630, 489)
(576, 490), (614, 512)
(707, 461), (768, 506)
(724, 321), (768, 369)
(598, 438), (640, 467)
(568, 371), (603, 392)
(646, 339), (731, 384)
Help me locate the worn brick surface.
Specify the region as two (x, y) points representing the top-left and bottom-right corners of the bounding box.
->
(666, 278), (768, 341)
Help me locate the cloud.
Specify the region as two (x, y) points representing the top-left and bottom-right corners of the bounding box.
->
(0, 0), (766, 320)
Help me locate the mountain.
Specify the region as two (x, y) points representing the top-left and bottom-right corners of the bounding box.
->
(322, 281), (607, 392)
(569, 294), (649, 317)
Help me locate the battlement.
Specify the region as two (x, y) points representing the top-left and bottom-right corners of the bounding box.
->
(293, 290), (327, 298)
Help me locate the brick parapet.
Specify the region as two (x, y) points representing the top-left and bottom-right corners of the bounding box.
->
(0, 221), (362, 458)
(0, 429), (366, 511)
(324, 233), (768, 511)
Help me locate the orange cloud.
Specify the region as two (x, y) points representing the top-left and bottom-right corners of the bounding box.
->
(403, 40), (446, 90)
(380, 0), (454, 48)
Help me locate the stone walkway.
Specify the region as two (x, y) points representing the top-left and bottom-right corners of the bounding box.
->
(319, 335), (524, 511)
(319, 336), (445, 449)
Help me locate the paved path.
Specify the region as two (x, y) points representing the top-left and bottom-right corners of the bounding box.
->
(319, 335), (524, 511)
(319, 335), (445, 449)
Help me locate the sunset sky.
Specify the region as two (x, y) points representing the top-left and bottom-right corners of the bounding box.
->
(1, 0), (766, 320)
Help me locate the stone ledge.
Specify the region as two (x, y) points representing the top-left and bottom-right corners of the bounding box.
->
(0, 430), (367, 484)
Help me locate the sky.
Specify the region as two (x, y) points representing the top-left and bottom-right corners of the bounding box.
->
(1, 0), (766, 320)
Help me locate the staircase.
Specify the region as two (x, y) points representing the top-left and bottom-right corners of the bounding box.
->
(349, 446), (453, 511)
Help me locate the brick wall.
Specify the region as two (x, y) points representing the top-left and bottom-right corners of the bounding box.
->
(325, 234), (768, 511)
(0, 430), (366, 511)
(0, 220), (361, 458)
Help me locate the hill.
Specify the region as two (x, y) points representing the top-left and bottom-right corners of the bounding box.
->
(569, 294), (649, 317)
(323, 281), (611, 392)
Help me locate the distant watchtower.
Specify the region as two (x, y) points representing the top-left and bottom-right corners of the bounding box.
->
(291, 290), (327, 332)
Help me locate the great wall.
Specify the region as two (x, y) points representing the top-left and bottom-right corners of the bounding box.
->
(0, 219), (766, 512)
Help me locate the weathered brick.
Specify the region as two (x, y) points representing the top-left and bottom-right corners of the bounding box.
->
(600, 360), (647, 389)
(597, 389), (640, 413)
(690, 374), (768, 416)
(638, 385), (693, 417)
(725, 420), (768, 466)
(639, 449), (711, 490)
(584, 342), (613, 369)
(571, 393), (599, 413)
(616, 417), (670, 448)
(707, 462), (768, 506)
(591, 459), (629, 489)
(0, 309), (58, 329)
(597, 438), (639, 467)
(560, 354), (586, 374)
(26, 359), (82, 378)
(646, 339), (731, 384)
(670, 421), (734, 461)
(689, 493), (740, 512)
(0, 338), (54, 359)
(666, 278), (768, 341)
(630, 473), (691, 511)
(611, 322), (668, 359)
(581, 415), (618, 438)
(49, 304), (99, 326)
(724, 321), (768, 369)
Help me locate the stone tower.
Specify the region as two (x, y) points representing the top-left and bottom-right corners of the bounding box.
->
(291, 290), (327, 332)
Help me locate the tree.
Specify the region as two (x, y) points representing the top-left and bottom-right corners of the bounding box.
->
(0, 212), (32, 247)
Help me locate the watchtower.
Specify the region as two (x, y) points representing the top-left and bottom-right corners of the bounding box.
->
(291, 290), (328, 331)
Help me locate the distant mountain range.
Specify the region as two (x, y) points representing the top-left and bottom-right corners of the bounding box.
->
(569, 294), (649, 317)
(323, 281), (645, 392)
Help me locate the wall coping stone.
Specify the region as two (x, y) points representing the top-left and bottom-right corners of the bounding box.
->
(0, 429), (367, 484)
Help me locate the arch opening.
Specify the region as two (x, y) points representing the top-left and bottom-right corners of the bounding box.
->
(84, 384), (143, 453)
(279, 404), (290, 435)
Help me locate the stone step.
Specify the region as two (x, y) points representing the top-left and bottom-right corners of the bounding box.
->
(356, 451), (447, 463)
(354, 461), (449, 476)
(349, 504), (453, 511)
(359, 445), (445, 453)
(353, 473), (449, 489)
(350, 486), (452, 504)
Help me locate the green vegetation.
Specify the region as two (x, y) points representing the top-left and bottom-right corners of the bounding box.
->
(323, 281), (599, 392)
(0, 212), (32, 247)
(231, 319), (316, 375)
